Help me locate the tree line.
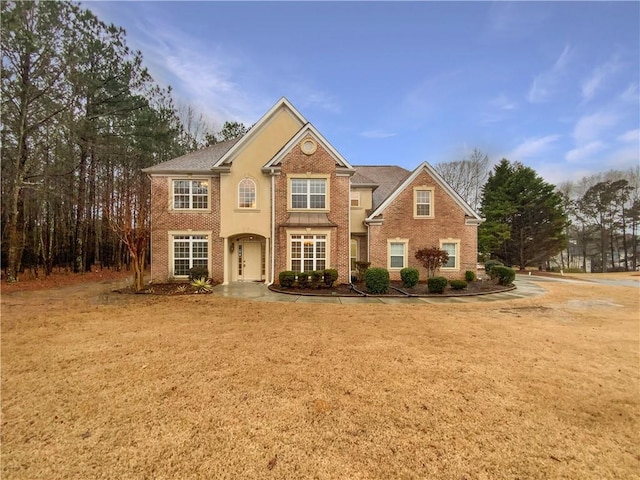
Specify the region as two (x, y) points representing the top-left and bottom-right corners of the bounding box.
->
(436, 153), (639, 272)
(1, 1), (245, 283)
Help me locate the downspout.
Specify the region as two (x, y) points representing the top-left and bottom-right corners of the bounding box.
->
(268, 169), (276, 285)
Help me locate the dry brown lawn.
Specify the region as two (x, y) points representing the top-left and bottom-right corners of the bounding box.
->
(1, 278), (639, 479)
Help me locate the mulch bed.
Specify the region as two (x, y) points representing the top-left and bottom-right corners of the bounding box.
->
(271, 279), (513, 297)
(115, 282), (219, 295)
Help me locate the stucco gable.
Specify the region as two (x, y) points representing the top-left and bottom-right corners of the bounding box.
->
(213, 97), (307, 167)
(365, 161), (482, 223)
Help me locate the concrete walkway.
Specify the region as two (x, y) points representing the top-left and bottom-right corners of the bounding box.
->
(210, 276), (548, 304)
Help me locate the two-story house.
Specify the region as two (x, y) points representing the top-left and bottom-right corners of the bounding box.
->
(143, 97), (481, 285)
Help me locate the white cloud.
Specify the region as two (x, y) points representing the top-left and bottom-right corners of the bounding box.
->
(508, 134), (561, 160)
(581, 55), (621, 102)
(527, 44), (571, 103)
(619, 83), (639, 103)
(565, 141), (606, 162)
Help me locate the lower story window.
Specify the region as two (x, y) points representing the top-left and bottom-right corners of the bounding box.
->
(441, 242), (458, 269)
(173, 235), (208, 276)
(291, 234), (326, 272)
(389, 242), (406, 269)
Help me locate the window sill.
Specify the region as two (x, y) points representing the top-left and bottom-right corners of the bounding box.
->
(413, 215), (434, 220)
(234, 208), (261, 213)
(171, 209), (212, 214)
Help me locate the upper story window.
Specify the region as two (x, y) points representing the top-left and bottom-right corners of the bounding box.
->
(291, 178), (326, 209)
(173, 180), (208, 210)
(350, 191), (361, 207)
(414, 188), (433, 218)
(238, 178), (256, 209)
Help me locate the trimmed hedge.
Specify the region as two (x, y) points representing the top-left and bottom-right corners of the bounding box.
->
(427, 276), (448, 294)
(297, 272), (310, 288)
(323, 269), (338, 287)
(364, 267), (389, 294)
(310, 270), (323, 287)
(492, 266), (516, 285)
(449, 279), (467, 290)
(279, 271), (296, 288)
(400, 267), (419, 288)
(465, 270), (476, 282)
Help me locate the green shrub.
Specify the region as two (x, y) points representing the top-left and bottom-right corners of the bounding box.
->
(297, 272), (310, 288)
(310, 270), (323, 287)
(465, 270), (476, 282)
(400, 267), (419, 288)
(484, 259), (504, 277)
(279, 271), (296, 288)
(323, 269), (338, 287)
(427, 276), (448, 294)
(188, 266), (209, 281)
(364, 267), (389, 294)
(492, 266), (516, 285)
(449, 279), (467, 290)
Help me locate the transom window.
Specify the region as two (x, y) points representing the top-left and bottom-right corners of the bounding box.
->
(291, 234), (326, 272)
(173, 235), (208, 276)
(238, 178), (256, 209)
(173, 180), (208, 210)
(389, 241), (406, 269)
(291, 178), (326, 209)
(441, 242), (458, 269)
(415, 189), (432, 217)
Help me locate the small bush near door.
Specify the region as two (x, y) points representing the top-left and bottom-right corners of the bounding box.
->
(297, 272), (310, 288)
(279, 271), (295, 288)
(188, 266), (209, 281)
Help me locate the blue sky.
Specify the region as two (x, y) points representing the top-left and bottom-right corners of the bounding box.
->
(90, 1), (639, 185)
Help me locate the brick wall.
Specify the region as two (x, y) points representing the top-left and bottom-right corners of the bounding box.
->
(149, 176), (223, 283)
(368, 170), (478, 281)
(274, 137), (351, 284)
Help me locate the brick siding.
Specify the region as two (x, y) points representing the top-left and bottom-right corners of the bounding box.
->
(368, 170), (477, 281)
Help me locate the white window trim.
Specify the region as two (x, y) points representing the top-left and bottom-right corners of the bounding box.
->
(287, 174), (330, 212)
(286, 228), (331, 272)
(413, 186), (434, 219)
(439, 239), (460, 270)
(387, 238), (408, 270)
(170, 178), (212, 212)
(168, 230), (212, 278)
(238, 177), (258, 210)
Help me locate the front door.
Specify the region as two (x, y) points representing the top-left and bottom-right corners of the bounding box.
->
(240, 241), (262, 281)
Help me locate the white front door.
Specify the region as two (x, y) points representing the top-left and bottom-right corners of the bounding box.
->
(241, 241), (262, 281)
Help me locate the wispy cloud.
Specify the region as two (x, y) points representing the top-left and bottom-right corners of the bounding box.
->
(508, 134), (561, 160)
(565, 141), (606, 162)
(581, 55), (621, 103)
(617, 128), (640, 143)
(573, 112), (618, 144)
(360, 130), (397, 139)
(527, 45), (571, 103)
(619, 83), (639, 103)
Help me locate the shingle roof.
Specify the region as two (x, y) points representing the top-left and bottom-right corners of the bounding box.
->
(142, 137), (243, 173)
(353, 165), (411, 210)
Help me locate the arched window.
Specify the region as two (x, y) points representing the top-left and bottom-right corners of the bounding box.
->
(238, 178), (256, 209)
